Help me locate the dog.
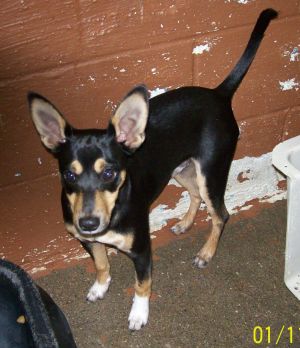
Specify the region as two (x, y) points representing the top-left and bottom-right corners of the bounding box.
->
(28, 9), (277, 330)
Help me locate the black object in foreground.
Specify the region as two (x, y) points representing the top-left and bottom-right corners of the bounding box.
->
(0, 259), (77, 348)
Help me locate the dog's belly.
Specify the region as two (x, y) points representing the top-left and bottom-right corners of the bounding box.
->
(65, 223), (133, 252)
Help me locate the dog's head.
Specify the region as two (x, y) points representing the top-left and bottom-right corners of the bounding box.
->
(28, 86), (149, 235)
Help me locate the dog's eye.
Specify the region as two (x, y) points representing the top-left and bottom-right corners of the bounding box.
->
(101, 168), (116, 182)
(63, 170), (77, 183)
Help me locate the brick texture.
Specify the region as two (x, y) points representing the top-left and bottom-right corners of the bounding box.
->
(236, 110), (287, 158)
(0, 0), (299, 187)
(0, 0), (80, 80)
(283, 106), (300, 140)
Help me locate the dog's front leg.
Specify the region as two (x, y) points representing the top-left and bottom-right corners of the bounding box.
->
(128, 246), (152, 330)
(81, 241), (111, 301)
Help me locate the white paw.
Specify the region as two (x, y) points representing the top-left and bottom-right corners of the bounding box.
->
(128, 294), (149, 330)
(193, 256), (209, 269)
(171, 222), (187, 235)
(86, 277), (111, 302)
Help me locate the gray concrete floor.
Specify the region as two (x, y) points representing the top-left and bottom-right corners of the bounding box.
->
(37, 200), (300, 348)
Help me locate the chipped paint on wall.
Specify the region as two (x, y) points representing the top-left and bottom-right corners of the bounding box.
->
(225, 0), (254, 4)
(104, 99), (117, 115)
(225, 153), (285, 212)
(283, 47), (299, 62)
(193, 38), (220, 55)
(23, 234), (90, 275)
(149, 152), (286, 232)
(31, 266), (47, 274)
(279, 78), (299, 91)
(88, 75), (96, 82)
(151, 67), (158, 75)
(149, 87), (169, 98)
(193, 43), (211, 55)
(290, 47), (299, 62)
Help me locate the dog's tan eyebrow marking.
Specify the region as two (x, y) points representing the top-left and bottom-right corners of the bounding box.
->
(70, 160), (83, 175)
(94, 158), (106, 173)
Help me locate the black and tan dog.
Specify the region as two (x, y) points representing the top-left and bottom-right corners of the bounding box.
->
(28, 9), (277, 330)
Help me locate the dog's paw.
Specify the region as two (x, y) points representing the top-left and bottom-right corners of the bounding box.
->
(86, 277), (111, 302)
(193, 256), (209, 269)
(128, 294), (149, 331)
(170, 221), (189, 235)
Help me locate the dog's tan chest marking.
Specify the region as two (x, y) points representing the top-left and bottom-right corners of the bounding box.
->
(94, 230), (134, 252)
(65, 223), (133, 253)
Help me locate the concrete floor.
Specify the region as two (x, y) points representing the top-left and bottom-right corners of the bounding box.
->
(36, 200), (300, 348)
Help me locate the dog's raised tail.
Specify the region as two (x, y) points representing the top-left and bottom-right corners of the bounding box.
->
(216, 8), (278, 98)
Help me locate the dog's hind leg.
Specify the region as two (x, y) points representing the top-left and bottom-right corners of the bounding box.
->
(192, 158), (230, 268)
(171, 160), (201, 235)
(81, 242), (111, 301)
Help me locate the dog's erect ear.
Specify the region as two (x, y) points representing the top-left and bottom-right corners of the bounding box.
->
(28, 93), (68, 151)
(111, 85), (149, 150)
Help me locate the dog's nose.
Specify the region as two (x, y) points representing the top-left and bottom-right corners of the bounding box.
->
(79, 217), (100, 232)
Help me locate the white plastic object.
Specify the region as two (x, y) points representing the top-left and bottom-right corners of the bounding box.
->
(272, 135), (300, 300)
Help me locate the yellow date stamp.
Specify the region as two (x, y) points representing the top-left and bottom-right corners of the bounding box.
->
(253, 326), (299, 345)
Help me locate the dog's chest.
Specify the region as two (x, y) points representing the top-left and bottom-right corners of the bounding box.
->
(65, 223), (133, 252)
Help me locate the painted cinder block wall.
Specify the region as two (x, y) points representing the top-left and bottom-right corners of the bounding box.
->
(0, 0), (299, 273)
(0, 0), (299, 187)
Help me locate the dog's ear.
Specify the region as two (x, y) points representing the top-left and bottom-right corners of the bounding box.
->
(28, 93), (68, 151)
(111, 85), (149, 150)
